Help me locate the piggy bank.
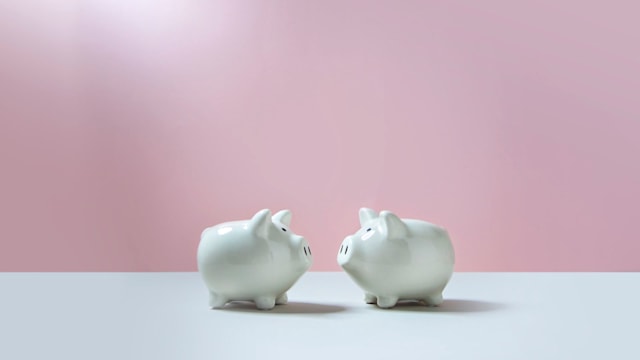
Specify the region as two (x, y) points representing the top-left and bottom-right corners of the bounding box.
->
(338, 208), (455, 309)
(197, 209), (312, 310)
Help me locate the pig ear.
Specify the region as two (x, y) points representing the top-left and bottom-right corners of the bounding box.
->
(272, 209), (292, 226)
(249, 209), (272, 238)
(359, 208), (378, 226)
(379, 210), (408, 239)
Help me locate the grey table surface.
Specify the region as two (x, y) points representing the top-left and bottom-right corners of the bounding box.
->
(0, 272), (638, 360)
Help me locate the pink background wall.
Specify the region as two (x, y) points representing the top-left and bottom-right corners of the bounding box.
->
(1, 1), (639, 271)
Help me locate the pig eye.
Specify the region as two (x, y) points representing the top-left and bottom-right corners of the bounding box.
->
(281, 227), (287, 232)
(366, 228), (372, 232)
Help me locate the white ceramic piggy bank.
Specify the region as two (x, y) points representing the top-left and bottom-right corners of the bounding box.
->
(338, 208), (455, 309)
(197, 209), (312, 310)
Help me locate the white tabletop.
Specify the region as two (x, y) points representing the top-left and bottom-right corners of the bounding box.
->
(0, 272), (638, 360)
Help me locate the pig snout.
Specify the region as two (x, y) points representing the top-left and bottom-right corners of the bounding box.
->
(337, 236), (353, 267)
(296, 236), (312, 268)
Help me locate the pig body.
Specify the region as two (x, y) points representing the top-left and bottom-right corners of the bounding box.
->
(338, 208), (455, 309)
(198, 209), (312, 310)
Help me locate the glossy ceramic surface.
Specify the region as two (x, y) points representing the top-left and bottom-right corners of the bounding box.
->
(197, 209), (312, 310)
(338, 208), (455, 309)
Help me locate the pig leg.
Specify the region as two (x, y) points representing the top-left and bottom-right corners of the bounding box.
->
(364, 293), (377, 304)
(275, 293), (288, 305)
(254, 296), (276, 310)
(209, 291), (228, 309)
(422, 293), (443, 306)
(376, 296), (399, 309)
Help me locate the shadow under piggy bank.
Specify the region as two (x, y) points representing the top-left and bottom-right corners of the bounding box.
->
(380, 299), (507, 313)
(221, 301), (347, 314)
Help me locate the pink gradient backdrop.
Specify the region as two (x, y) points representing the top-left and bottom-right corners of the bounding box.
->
(1, 1), (639, 271)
